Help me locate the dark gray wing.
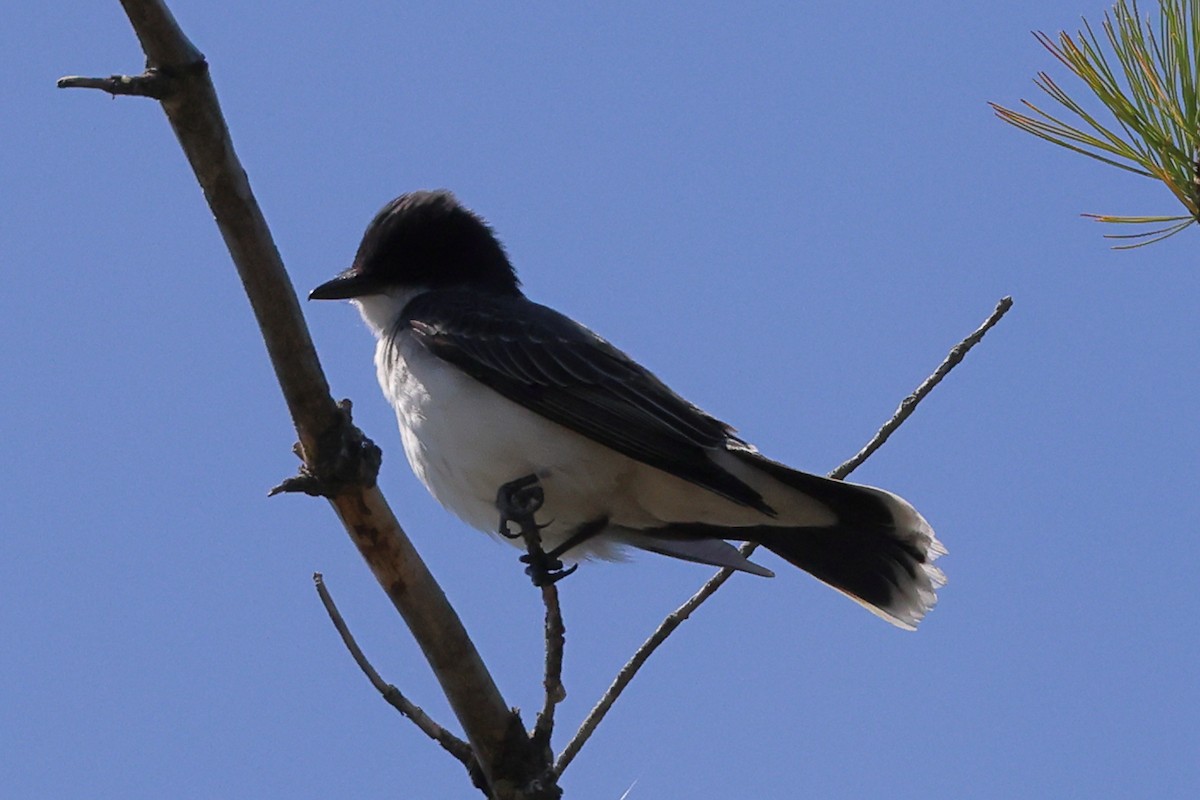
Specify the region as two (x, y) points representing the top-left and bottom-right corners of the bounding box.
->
(396, 290), (774, 514)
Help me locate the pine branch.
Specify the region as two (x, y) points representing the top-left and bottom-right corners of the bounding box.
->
(992, 0), (1200, 247)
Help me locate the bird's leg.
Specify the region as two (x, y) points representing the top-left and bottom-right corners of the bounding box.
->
(496, 473), (544, 538)
(542, 517), (608, 562)
(496, 474), (577, 586)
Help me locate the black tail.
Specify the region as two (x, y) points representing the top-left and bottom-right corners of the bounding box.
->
(751, 522), (942, 629)
(732, 450), (945, 629)
(618, 452), (945, 628)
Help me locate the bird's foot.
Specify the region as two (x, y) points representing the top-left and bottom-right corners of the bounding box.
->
(520, 551), (578, 586)
(496, 474), (545, 539)
(495, 474), (577, 586)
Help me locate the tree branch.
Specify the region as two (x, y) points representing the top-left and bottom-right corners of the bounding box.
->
(58, 70), (172, 98)
(554, 295), (1014, 777)
(494, 477), (568, 769)
(313, 573), (486, 789)
(532, 583), (567, 753)
(831, 296), (1013, 479)
(58, 2), (550, 796)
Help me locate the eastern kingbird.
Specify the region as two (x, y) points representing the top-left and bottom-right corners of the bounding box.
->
(311, 190), (945, 629)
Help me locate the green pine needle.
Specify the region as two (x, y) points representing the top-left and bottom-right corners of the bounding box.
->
(991, 0), (1200, 247)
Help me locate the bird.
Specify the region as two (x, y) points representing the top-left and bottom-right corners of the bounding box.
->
(310, 190), (945, 629)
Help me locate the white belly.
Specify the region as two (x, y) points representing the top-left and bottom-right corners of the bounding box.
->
(376, 333), (645, 555)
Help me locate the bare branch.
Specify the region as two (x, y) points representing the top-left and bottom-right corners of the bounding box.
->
(831, 296), (1014, 480)
(554, 295), (1014, 777)
(313, 573), (482, 781)
(59, 2), (544, 795)
(57, 70), (171, 98)
(553, 572), (723, 776)
(494, 477), (569, 759)
(532, 583), (567, 752)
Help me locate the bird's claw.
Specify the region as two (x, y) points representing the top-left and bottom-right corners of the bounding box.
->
(496, 473), (545, 539)
(495, 474), (577, 586)
(520, 552), (578, 586)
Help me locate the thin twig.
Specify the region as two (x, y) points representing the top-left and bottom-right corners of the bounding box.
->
(313, 573), (482, 778)
(832, 296), (1014, 479)
(57, 70), (171, 98)
(553, 572), (727, 776)
(554, 295), (1014, 777)
(499, 484), (569, 754)
(532, 583), (567, 751)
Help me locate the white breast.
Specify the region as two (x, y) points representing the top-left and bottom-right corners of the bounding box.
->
(386, 333), (657, 549)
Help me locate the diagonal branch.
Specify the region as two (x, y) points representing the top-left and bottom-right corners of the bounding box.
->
(554, 295), (1014, 777)
(313, 573), (486, 791)
(58, 2), (549, 796)
(831, 295), (1014, 479)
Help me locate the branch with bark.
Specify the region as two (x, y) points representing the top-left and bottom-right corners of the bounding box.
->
(59, 2), (552, 797)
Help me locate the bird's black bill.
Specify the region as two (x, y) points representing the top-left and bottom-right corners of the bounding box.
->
(309, 267), (384, 300)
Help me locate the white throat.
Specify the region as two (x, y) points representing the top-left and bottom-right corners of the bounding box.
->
(352, 286), (430, 339)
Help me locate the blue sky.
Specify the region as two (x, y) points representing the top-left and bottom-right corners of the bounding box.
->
(5, 2), (1198, 798)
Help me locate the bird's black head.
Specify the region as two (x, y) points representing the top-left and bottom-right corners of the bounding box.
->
(310, 190), (520, 301)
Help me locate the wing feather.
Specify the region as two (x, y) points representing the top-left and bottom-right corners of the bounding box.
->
(398, 290), (773, 513)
